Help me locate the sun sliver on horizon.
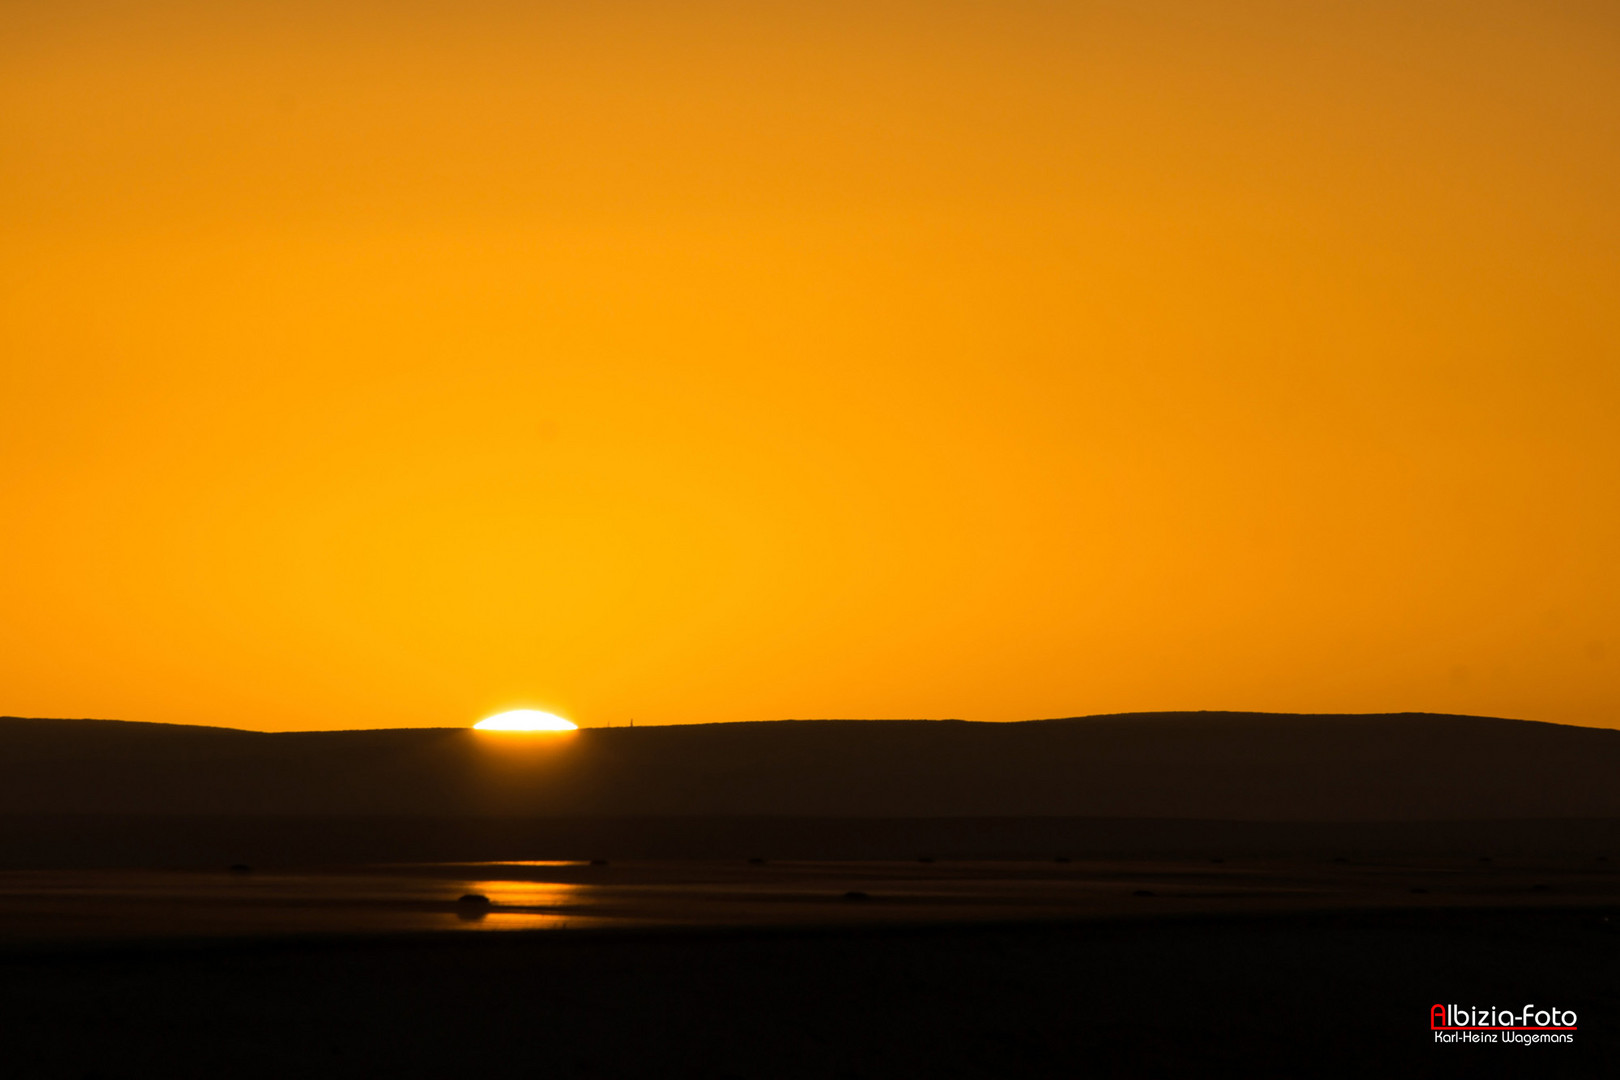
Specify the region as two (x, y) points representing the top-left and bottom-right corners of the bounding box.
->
(472, 710), (578, 732)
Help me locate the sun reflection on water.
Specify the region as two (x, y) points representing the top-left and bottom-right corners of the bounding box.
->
(451, 880), (580, 930)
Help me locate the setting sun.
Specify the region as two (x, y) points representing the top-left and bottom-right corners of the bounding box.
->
(473, 710), (578, 732)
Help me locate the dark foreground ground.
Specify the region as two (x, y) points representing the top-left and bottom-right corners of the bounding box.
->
(3, 906), (1615, 1079)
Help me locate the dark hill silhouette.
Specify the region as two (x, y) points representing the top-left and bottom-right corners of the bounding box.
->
(3, 711), (1619, 820)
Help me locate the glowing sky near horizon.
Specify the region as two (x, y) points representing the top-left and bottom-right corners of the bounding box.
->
(2, 1), (1617, 731)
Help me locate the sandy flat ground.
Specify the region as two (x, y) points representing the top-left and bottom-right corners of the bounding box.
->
(0, 904), (1614, 1079)
(1, 858), (1615, 1077)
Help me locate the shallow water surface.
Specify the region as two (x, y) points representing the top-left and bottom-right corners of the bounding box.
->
(0, 857), (1614, 944)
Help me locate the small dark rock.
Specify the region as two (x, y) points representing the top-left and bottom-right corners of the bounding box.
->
(842, 891), (872, 902)
(1133, 889), (1155, 898)
(227, 864), (252, 875)
(1054, 856), (1071, 864)
(918, 856), (935, 864)
(454, 894), (491, 922)
(1409, 887), (1428, 894)
(748, 857), (767, 865)
(1531, 884), (1552, 892)
(590, 859), (610, 866)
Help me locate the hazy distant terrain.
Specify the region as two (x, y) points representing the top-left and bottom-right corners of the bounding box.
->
(4, 712), (1619, 820)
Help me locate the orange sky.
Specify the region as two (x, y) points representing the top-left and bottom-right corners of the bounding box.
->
(3, 1), (1618, 731)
